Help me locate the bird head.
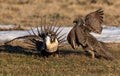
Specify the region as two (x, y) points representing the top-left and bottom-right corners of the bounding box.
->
(46, 31), (57, 43)
(43, 31), (58, 53)
(73, 18), (84, 26)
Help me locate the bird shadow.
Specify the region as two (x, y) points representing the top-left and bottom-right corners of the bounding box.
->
(0, 44), (87, 57)
(0, 44), (34, 56)
(59, 49), (84, 56)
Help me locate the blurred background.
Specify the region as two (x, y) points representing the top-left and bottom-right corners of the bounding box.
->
(0, 0), (120, 27)
(0, 1), (120, 75)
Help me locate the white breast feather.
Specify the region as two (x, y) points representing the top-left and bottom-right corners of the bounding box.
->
(45, 36), (59, 53)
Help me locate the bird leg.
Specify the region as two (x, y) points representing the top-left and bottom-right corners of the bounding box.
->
(83, 45), (95, 59)
(88, 50), (95, 59)
(54, 50), (60, 58)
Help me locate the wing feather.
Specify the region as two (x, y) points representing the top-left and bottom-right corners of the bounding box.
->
(5, 35), (41, 44)
(75, 25), (87, 46)
(67, 26), (77, 49)
(85, 9), (104, 34)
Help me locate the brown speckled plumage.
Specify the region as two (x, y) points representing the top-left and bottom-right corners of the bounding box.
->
(67, 9), (114, 60)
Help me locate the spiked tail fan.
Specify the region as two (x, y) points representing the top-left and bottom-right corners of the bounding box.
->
(32, 17), (66, 57)
(22, 24), (65, 57)
(4, 17), (66, 57)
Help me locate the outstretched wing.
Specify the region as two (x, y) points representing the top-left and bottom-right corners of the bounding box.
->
(85, 9), (104, 34)
(67, 23), (87, 49)
(67, 26), (78, 49)
(5, 35), (41, 44)
(75, 24), (87, 47)
(5, 27), (42, 44)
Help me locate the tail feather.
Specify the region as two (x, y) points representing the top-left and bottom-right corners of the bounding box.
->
(96, 42), (114, 60)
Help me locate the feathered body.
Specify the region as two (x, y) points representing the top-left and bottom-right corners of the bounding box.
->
(67, 9), (114, 60)
(5, 20), (66, 57)
(45, 36), (58, 53)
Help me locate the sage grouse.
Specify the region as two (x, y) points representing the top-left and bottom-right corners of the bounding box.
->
(67, 9), (114, 60)
(5, 22), (66, 57)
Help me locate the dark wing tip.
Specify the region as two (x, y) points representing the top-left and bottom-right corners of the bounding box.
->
(96, 8), (103, 12)
(96, 8), (104, 15)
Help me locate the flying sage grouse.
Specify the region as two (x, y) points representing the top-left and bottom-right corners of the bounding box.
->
(67, 9), (114, 60)
(5, 21), (66, 57)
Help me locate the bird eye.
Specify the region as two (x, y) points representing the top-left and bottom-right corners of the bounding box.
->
(73, 20), (76, 23)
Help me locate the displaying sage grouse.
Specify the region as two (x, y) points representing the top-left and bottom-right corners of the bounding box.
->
(67, 9), (114, 60)
(5, 23), (66, 57)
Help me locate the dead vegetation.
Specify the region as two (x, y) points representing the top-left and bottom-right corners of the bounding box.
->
(0, 0), (120, 75)
(0, 0), (120, 27)
(0, 41), (120, 75)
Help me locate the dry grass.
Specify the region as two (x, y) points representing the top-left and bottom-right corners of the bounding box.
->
(0, 0), (120, 75)
(0, 0), (120, 27)
(0, 41), (120, 76)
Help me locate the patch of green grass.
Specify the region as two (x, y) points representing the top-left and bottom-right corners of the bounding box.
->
(0, 47), (120, 76)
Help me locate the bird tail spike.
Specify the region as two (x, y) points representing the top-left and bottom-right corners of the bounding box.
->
(54, 25), (62, 35)
(36, 27), (41, 37)
(31, 27), (37, 36)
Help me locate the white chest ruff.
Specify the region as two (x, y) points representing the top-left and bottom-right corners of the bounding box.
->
(45, 36), (59, 53)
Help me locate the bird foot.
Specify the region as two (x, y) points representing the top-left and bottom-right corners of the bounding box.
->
(88, 50), (95, 59)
